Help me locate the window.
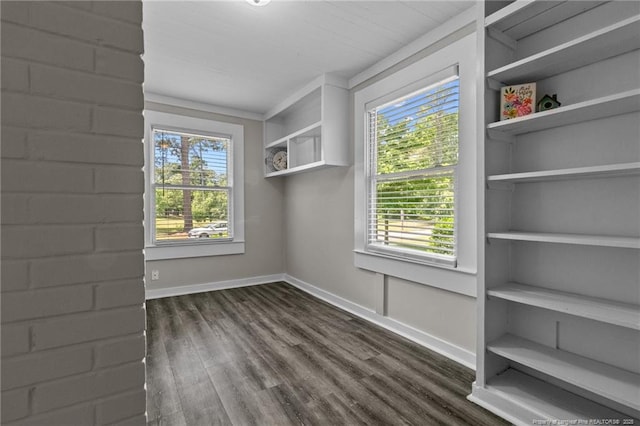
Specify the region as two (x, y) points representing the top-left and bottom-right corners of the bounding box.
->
(353, 33), (477, 296)
(366, 75), (459, 266)
(144, 110), (244, 260)
(153, 129), (231, 242)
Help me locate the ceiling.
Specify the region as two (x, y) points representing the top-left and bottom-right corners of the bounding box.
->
(142, 1), (473, 115)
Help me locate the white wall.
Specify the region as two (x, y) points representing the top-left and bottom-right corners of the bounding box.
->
(285, 166), (377, 308)
(1, 2), (146, 424)
(283, 158), (478, 359)
(144, 102), (286, 294)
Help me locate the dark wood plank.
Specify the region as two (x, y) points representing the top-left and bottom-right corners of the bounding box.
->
(145, 409), (187, 426)
(160, 298), (232, 426)
(146, 282), (507, 426)
(145, 300), (184, 423)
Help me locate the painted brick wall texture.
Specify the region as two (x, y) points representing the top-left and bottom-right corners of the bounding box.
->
(1, 2), (146, 424)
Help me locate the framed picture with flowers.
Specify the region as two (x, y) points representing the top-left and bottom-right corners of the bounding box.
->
(500, 83), (536, 120)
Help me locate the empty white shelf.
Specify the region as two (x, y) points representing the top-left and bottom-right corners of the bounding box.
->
(472, 369), (634, 425)
(487, 232), (640, 249)
(264, 160), (328, 177)
(485, 1), (606, 40)
(266, 121), (322, 149)
(488, 334), (640, 412)
(488, 162), (640, 183)
(487, 90), (640, 136)
(488, 15), (640, 85)
(488, 283), (640, 330)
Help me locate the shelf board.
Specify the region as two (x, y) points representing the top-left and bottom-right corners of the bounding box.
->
(474, 369), (634, 424)
(488, 15), (640, 85)
(265, 160), (329, 178)
(485, 1), (606, 40)
(488, 162), (640, 183)
(265, 139), (287, 150)
(487, 89), (640, 136)
(488, 282), (640, 330)
(488, 334), (640, 412)
(487, 231), (640, 249)
(265, 120), (322, 149)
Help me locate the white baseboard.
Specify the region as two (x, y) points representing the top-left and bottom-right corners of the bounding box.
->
(145, 273), (285, 300)
(468, 384), (532, 426)
(283, 274), (476, 370)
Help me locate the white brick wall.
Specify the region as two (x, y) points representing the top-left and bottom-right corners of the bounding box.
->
(1, 2), (146, 424)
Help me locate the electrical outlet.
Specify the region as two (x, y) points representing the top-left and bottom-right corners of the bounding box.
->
(151, 270), (160, 281)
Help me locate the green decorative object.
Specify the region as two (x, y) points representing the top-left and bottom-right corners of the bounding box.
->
(537, 93), (561, 112)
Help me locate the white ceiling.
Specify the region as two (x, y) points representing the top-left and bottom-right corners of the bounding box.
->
(142, 1), (473, 115)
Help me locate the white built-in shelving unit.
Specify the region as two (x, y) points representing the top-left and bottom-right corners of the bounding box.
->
(263, 74), (349, 177)
(470, 1), (640, 424)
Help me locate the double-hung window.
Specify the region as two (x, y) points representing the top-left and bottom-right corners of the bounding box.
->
(152, 128), (232, 242)
(354, 34), (476, 296)
(366, 72), (459, 266)
(144, 110), (244, 260)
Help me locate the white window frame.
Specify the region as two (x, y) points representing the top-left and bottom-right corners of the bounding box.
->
(144, 110), (245, 260)
(354, 34), (477, 297)
(365, 67), (459, 267)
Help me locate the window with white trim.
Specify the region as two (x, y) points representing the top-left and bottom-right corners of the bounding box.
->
(366, 72), (459, 266)
(144, 110), (245, 260)
(152, 129), (232, 242)
(354, 34), (476, 296)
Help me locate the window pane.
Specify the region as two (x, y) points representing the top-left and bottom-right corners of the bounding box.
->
(155, 188), (229, 241)
(368, 76), (458, 262)
(154, 129), (229, 187)
(369, 173), (455, 256)
(374, 80), (459, 174)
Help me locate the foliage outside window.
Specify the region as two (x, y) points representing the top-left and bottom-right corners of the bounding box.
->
(366, 76), (459, 264)
(152, 128), (232, 243)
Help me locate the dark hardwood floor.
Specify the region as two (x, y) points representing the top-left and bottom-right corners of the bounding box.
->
(146, 282), (507, 426)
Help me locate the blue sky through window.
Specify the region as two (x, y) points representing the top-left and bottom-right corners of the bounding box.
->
(377, 79), (459, 129)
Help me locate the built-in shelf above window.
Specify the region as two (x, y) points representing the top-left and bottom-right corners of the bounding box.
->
(263, 74), (349, 177)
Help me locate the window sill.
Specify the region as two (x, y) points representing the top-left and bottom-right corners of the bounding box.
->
(353, 250), (477, 297)
(145, 240), (245, 261)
